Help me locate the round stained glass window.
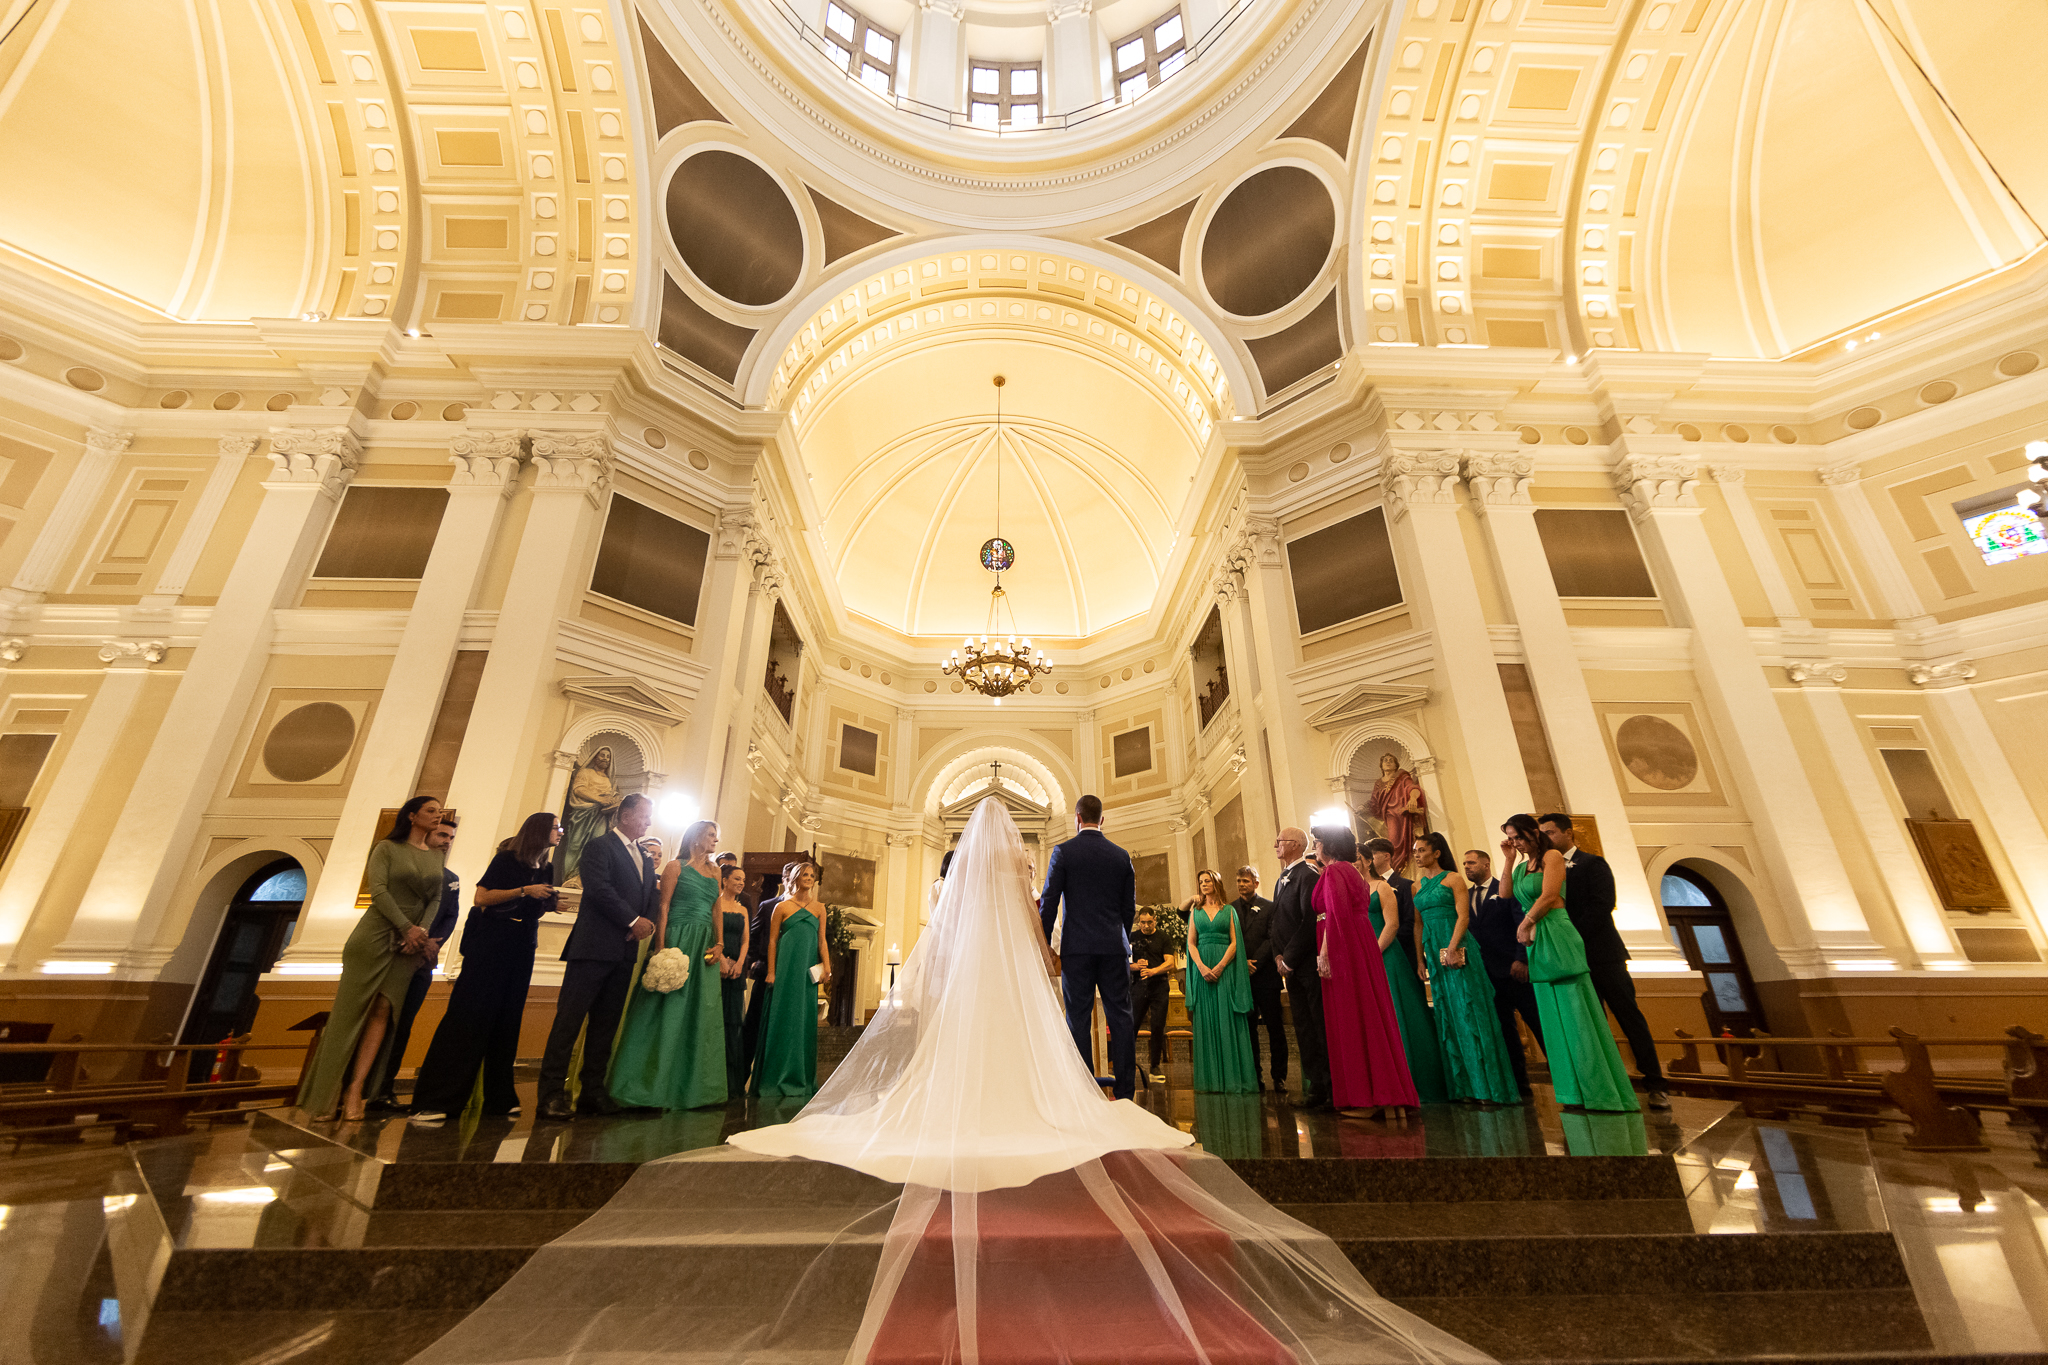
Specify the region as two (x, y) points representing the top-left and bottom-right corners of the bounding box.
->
(979, 538), (1015, 573)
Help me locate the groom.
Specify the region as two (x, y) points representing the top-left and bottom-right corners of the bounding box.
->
(1038, 794), (1138, 1099)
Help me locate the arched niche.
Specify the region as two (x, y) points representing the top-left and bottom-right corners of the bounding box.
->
(1327, 717), (1443, 836)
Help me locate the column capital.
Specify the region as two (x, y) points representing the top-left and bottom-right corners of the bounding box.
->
(1047, 0), (1091, 18)
(267, 427), (361, 498)
(0, 638), (26, 661)
(217, 433), (259, 461)
(527, 431), (612, 504)
(1212, 570), (1243, 606)
(549, 748), (580, 772)
(1708, 464), (1747, 485)
(1076, 709), (1096, 727)
(921, 0), (964, 15)
(1909, 659), (1976, 687)
(85, 427), (135, 459)
(1612, 455), (1700, 519)
(448, 428), (526, 492)
(1462, 452), (1534, 507)
(714, 508), (764, 560)
(1786, 660), (1848, 687)
(1384, 451), (1462, 523)
(1820, 462), (1864, 486)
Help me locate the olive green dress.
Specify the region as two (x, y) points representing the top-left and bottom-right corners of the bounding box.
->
(751, 905), (822, 1099)
(1515, 861), (1638, 1112)
(1366, 883), (1449, 1103)
(297, 839), (444, 1115)
(1185, 905), (1256, 1094)
(609, 866), (727, 1110)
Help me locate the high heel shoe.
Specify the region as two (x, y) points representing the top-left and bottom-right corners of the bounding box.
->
(340, 1098), (367, 1122)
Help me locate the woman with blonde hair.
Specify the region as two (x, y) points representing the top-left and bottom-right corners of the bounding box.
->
(609, 820), (729, 1110)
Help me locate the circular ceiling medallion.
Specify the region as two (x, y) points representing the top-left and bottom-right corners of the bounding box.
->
(1770, 425), (1799, 444)
(1287, 462), (1310, 482)
(267, 393), (296, 412)
(0, 336), (23, 362)
(643, 427), (668, 449)
(1996, 351), (2039, 378)
(687, 450), (710, 470)
(64, 368), (104, 391)
(263, 702), (357, 783)
(212, 392), (242, 411)
(980, 538), (1015, 573)
(442, 403), (468, 422)
(159, 391), (190, 410)
(1919, 380), (1958, 405)
(925, 681), (938, 693)
(1518, 425), (1542, 445)
(1845, 407), (1882, 431)
(1676, 423), (1703, 442)
(390, 401), (418, 421)
(1723, 424), (1750, 444)
(666, 151), (803, 307)
(1200, 166), (1337, 318)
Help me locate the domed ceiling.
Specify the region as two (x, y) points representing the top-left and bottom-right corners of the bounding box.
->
(800, 334), (1201, 640)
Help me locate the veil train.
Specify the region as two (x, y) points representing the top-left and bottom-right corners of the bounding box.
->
(409, 800), (1491, 1365)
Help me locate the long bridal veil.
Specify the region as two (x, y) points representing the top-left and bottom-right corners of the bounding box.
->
(410, 799), (1491, 1365)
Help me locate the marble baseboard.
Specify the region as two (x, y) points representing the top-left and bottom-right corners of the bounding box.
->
(1349, 1230), (1910, 1298)
(1228, 1154), (1687, 1203)
(1282, 1198), (1696, 1238)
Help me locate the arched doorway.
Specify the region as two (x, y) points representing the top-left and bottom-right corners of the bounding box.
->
(178, 860), (306, 1068)
(1659, 864), (1769, 1035)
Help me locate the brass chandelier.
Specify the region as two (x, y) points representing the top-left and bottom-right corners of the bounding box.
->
(941, 376), (1051, 703)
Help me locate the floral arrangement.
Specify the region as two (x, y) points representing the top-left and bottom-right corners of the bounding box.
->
(1141, 903), (1187, 947)
(824, 905), (856, 956)
(641, 945), (690, 993)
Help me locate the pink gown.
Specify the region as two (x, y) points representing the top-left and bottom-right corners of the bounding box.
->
(1315, 861), (1420, 1110)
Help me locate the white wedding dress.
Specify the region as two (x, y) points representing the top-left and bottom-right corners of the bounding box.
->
(411, 800), (1490, 1365)
(728, 798), (1192, 1191)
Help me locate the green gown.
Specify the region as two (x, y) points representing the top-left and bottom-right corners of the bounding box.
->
(1415, 872), (1521, 1104)
(1513, 862), (1638, 1112)
(751, 905), (822, 1099)
(1184, 904), (1256, 1094)
(609, 866), (727, 1110)
(1367, 883), (1449, 1104)
(297, 839), (444, 1116)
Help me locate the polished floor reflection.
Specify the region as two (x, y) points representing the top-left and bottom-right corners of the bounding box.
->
(7, 1075), (2048, 1362)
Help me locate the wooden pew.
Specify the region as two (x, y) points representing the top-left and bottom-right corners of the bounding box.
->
(1662, 1025), (2044, 1158)
(0, 1021), (325, 1145)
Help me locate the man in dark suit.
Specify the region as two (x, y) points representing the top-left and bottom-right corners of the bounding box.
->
(371, 814), (462, 1111)
(538, 793), (657, 1119)
(1539, 814), (1669, 1109)
(1234, 866), (1287, 1092)
(1268, 826), (1329, 1109)
(1038, 794), (1139, 1100)
(1462, 848), (1541, 1097)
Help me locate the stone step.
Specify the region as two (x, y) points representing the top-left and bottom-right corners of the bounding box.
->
(1282, 1199), (1695, 1238)
(1227, 1154), (1686, 1204)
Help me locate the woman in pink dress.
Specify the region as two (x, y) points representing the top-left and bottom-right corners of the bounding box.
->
(1312, 820), (1419, 1118)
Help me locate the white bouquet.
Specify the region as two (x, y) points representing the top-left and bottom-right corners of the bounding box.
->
(641, 946), (690, 993)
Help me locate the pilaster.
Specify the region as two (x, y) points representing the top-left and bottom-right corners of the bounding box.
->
(1046, 0), (1097, 114)
(51, 427), (360, 972)
(0, 427), (131, 624)
(1382, 451), (1531, 841)
(1613, 451), (1888, 969)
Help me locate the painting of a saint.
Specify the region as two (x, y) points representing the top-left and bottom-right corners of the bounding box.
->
(1362, 751), (1428, 871)
(558, 746), (623, 888)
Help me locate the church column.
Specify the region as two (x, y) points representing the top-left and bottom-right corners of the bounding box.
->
(0, 428), (131, 624)
(1464, 452), (1672, 958)
(1820, 463), (1928, 624)
(709, 558), (780, 832)
(288, 430), (525, 962)
(1707, 465), (1807, 629)
(1785, 662), (1960, 966)
(1211, 574), (1280, 866)
(675, 510), (767, 834)
(1074, 708), (1100, 804)
(909, 0), (963, 110)
(51, 429), (359, 972)
(1381, 452), (1532, 840)
(1045, 0), (1098, 114)
(1230, 517), (1324, 829)
(423, 432), (611, 912)
(1614, 454), (1887, 969)
(0, 643), (164, 971)
(1913, 663), (2048, 940)
(141, 435), (256, 609)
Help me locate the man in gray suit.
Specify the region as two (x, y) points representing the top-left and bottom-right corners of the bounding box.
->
(538, 793), (657, 1119)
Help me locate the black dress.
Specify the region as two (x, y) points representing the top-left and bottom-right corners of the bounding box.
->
(411, 852), (553, 1115)
(720, 903), (749, 1096)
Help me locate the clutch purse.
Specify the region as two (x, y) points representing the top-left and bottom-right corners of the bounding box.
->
(807, 962), (825, 984)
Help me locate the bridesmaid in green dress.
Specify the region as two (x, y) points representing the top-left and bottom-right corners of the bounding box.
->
(610, 821), (729, 1110)
(1184, 870), (1256, 1093)
(1501, 813), (1638, 1112)
(752, 865), (830, 1099)
(298, 796), (446, 1121)
(1360, 842), (1448, 1104)
(1410, 832), (1521, 1104)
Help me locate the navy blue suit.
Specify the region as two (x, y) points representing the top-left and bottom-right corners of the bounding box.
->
(1470, 874), (1542, 1094)
(540, 832), (657, 1108)
(1038, 827), (1138, 1099)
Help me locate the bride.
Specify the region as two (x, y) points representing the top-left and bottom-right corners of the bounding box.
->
(412, 799), (1488, 1365)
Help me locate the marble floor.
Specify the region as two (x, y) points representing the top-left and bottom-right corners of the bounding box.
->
(5, 1072), (2047, 1363)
